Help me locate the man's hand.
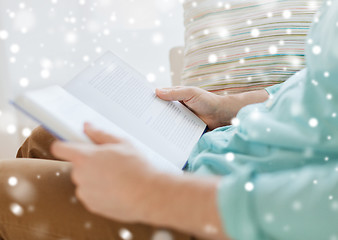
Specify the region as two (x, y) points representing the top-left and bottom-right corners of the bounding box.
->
(51, 124), (230, 240)
(156, 87), (228, 130)
(156, 87), (269, 129)
(51, 123), (156, 223)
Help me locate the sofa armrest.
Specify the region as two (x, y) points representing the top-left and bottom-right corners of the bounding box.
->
(169, 46), (184, 86)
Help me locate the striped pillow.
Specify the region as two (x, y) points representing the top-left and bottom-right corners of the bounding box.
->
(182, 0), (322, 94)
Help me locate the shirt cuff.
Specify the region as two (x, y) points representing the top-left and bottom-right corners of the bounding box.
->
(265, 83), (283, 96)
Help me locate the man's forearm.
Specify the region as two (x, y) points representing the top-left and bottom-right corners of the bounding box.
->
(217, 89), (269, 126)
(139, 173), (230, 240)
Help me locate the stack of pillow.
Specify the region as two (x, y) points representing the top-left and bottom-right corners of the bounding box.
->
(181, 0), (323, 94)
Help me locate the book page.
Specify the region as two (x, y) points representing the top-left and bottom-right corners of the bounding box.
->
(65, 52), (206, 168)
(13, 86), (181, 174)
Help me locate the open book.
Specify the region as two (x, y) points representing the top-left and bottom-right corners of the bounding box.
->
(12, 52), (207, 174)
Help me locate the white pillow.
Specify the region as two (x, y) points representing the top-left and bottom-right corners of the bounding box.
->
(182, 0), (322, 94)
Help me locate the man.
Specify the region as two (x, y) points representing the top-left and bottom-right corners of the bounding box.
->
(1, 1), (338, 239)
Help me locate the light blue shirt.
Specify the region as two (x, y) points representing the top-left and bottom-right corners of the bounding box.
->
(187, 1), (338, 239)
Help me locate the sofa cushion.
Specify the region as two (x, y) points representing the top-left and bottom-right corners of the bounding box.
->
(182, 0), (322, 94)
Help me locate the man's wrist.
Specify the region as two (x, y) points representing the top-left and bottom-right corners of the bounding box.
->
(136, 172), (175, 225)
(136, 172), (227, 239)
(216, 90), (270, 127)
(132, 171), (163, 223)
(215, 95), (238, 126)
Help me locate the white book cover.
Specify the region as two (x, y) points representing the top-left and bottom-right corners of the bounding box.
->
(12, 52), (207, 174)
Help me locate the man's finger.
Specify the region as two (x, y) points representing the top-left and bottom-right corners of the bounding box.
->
(156, 87), (196, 101)
(51, 141), (91, 163)
(84, 123), (122, 145)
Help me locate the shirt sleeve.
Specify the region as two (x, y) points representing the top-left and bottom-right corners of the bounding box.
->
(217, 162), (338, 240)
(265, 83), (283, 96)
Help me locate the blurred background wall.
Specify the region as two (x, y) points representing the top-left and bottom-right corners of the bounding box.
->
(0, 0), (184, 159)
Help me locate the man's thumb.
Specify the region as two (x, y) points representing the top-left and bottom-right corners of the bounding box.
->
(156, 87), (194, 101)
